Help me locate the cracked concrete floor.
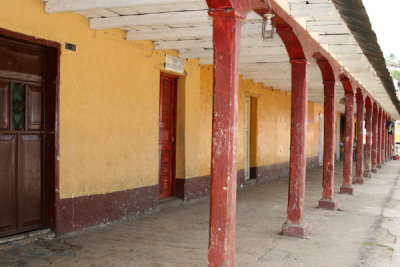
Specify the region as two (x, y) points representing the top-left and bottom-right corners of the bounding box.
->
(1, 161), (400, 267)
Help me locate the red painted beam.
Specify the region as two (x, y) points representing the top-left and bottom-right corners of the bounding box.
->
(275, 17), (306, 59)
(206, 0), (270, 18)
(364, 97), (372, 178)
(371, 103), (378, 173)
(340, 92), (355, 195)
(207, 8), (242, 267)
(354, 89), (364, 184)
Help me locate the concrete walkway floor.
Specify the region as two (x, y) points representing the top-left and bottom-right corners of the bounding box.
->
(1, 161), (400, 267)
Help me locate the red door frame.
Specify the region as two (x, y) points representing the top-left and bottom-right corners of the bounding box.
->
(0, 27), (60, 234)
(158, 72), (178, 199)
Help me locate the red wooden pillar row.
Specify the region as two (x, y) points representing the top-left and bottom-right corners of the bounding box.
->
(363, 102), (372, 178)
(207, 9), (242, 267)
(393, 128), (395, 159)
(387, 117), (390, 161)
(354, 92), (364, 184)
(381, 112), (385, 166)
(383, 114), (386, 162)
(282, 58), (309, 237)
(340, 93), (355, 194)
(377, 109), (382, 168)
(389, 124), (392, 159)
(385, 114), (388, 162)
(371, 105), (378, 173)
(382, 113), (385, 162)
(318, 80), (338, 210)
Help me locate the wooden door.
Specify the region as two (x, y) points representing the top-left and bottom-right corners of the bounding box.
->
(158, 73), (177, 199)
(0, 38), (46, 237)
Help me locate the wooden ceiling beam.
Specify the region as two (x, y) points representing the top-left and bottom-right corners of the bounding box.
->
(45, 0), (204, 13)
(90, 10), (209, 29)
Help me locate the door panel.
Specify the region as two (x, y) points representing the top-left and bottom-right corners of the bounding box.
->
(158, 73), (177, 199)
(0, 135), (16, 235)
(26, 85), (43, 130)
(159, 148), (173, 196)
(0, 82), (9, 130)
(0, 37), (44, 77)
(17, 135), (43, 230)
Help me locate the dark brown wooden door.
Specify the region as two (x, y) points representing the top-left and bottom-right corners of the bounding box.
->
(158, 73), (177, 199)
(0, 37), (46, 237)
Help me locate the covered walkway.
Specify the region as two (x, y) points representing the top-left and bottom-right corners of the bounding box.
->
(1, 161), (400, 266)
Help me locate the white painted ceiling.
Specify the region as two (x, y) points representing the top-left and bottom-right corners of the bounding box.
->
(43, 0), (399, 118)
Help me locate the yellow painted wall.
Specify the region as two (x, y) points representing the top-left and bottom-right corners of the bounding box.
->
(395, 122), (400, 143)
(2, 0), (326, 198)
(199, 66), (324, 176)
(0, 0), (203, 198)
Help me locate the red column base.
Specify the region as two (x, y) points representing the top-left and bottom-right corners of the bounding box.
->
(282, 222), (309, 238)
(340, 185), (354, 195)
(377, 164), (382, 169)
(372, 168), (377, 173)
(353, 178), (365, 184)
(318, 199), (338, 211)
(363, 171), (372, 178)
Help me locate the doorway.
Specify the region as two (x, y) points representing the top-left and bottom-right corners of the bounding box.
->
(245, 96), (257, 180)
(0, 35), (58, 238)
(336, 115), (341, 161)
(158, 72), (178, 199)
(319, 113), (324, 166)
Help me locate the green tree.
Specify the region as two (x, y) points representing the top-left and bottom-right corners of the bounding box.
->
(391, 69), (400, 80)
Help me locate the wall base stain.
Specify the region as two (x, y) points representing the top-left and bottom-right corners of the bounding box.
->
(253, 156), (319, 183)
(56, 185), (158, 235)
(175, 170), (245, 202)
(176, 157), (319, 202)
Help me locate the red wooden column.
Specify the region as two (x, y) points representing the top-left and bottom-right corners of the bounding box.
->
(275, 18), (310, 238)
(207, 8), (242, 266)
(340, 92), (355, 194)
(363, 98), (372, 178)
(385, 114), (388, 162)
(392, 127), (395, 159)
(318, 80), (338, 210)
(387, 117), (391, 161)
(377, 109), (382, 168)
(282, 58), (309, 237)
(354, 89), (364, 184)
(372, 104), (378, 173)
(381, 112), (386, 166)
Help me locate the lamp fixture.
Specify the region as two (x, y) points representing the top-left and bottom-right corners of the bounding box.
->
(262, 13), (275, 40)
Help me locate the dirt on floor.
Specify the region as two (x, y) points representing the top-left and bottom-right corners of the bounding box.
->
(1, 161), (400, 267)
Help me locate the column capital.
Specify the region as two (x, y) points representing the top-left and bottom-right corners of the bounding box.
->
(290, 58), (309, 65)
(323, 80), (336, 86)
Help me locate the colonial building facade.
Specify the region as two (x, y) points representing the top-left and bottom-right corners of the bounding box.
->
(0, 0), (398, 265)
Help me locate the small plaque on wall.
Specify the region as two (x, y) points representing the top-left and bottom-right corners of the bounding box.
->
(165, 55), (184, 74)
